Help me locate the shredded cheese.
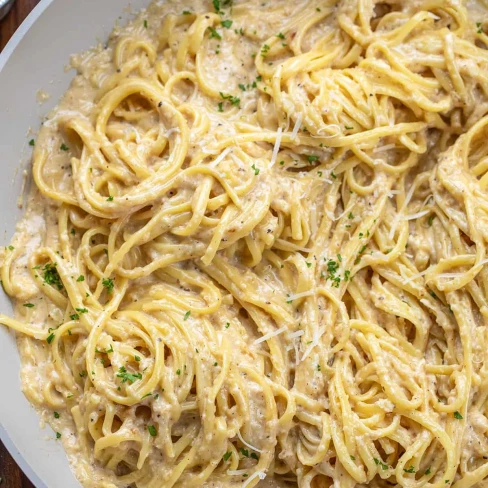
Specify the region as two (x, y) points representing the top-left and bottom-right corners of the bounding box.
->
(287, 330), (304, 340)
(209, 147), (233, 168)
(287, 290), (314, 301)
(291, 115), (302, 140)
(238, 431), (263, 454)
(270, 127), (282, 167)
(253, 326), (287, 345)
(301, 326), (326, 361)
(403, 210), (431, 221)
(242, 471), (267, 487)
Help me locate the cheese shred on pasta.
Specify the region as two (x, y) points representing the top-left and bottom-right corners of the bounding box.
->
(2, 0), (488, 487)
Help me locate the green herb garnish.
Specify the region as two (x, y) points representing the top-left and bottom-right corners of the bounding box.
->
(102, 277), (114, 294)
(116, 366), (142, 384)
(208, 27), (222, 40)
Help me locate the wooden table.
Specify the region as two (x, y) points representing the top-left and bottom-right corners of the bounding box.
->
(1, 2), (41, 485)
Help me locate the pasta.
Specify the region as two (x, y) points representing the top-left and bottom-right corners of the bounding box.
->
(2, 0), (488, 486)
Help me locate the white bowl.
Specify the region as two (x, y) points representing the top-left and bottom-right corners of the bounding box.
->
(0, 1), (149, 486)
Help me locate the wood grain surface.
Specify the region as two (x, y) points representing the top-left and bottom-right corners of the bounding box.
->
(1, 2), (41, 486)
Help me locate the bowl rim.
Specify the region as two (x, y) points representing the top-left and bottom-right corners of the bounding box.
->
(0, 4), (55, 486)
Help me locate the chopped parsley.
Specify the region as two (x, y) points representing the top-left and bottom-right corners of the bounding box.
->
(23, 303), (35, 308)
(176, 369), (181, 375)
(60, 143), (69, 152)
(147, 425), (157, 437)
(54, 412), (60, 419)
(324, 258), (341, 288)
(56, 432), (61, 439)
(223, 451), (232, 461)
(350, 455), (356, 461)
(184, 310), (191, 321)
(240, 448), (250, 457)
(102, 277), (114, 294)
(135, 355), (141, 362)
(454, 410), (463, 419)
(373, 458), (389, 470)
(251, 164), (260, 175)
(29, 139), (35, 146)
(345, 125), (354, 130)
(331, 171), (337, 179)
(213, 0), (222, 14)
(348, 212), (354, 219)
(42, 262), (63, 290)
(317, 364), (321, 371)
(306, 262), (312, 268)
(144, 19), (148, 28)
(208, 27), (222, 40)
(47, 333), (55, 344)
(261, 44), (270, 57)
(425, 467), (432, 475)
(76, 275), (84, 282)
(307, 155), (319, 163)
(116, 366), (142, 384)
(404, 466), (416, 473)
(344, 270), (351, 281)
(182, 10), (192, 14)
(277, 32), (285, 39)
(477, 22), (483, 34)
(221, 19), (233, 28)
(355, 245), (367, 264)
(219, 91), (240, 107)
(106, 196), (114, 201)
(70, 313), (79, 321)
(225, 322), (230, 328)
(7, 245), (14, 251)
(428, 215), (434, 226)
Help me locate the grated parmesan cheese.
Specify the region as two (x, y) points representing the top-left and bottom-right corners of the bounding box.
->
(253, 326), (287, 345)
(238, 431), (263, 454)
(270, 127), (283, 167)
